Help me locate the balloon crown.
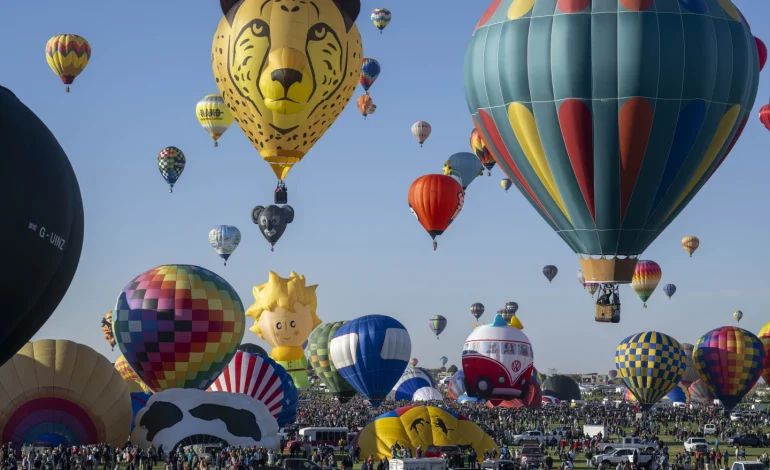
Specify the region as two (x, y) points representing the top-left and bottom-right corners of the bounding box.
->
(220, 0), (361, 31)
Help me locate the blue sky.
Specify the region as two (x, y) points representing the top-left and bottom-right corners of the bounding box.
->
(4, 0), (770, 374)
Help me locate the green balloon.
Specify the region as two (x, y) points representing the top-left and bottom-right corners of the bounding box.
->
(307, 321), (356, 401)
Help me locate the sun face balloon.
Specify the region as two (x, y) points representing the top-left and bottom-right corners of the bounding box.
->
(212, 0), (363, 182)
(465, 0), (759, 286)
(615, 331), (686, 410)
(113, 265), (245, 392)
(245, 271), (321, 388)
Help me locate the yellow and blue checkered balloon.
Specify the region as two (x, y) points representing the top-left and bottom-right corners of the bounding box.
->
(693, 326), (765, 411)
(615, 331), (686, 409)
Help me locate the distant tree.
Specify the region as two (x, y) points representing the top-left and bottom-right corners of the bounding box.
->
(447, 364), (458, 374)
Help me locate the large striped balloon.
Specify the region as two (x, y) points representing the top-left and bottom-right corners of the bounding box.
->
(693, 326), (764, 411)
(464, 0), (759, 284)
(208, 350), (298, 427)
(615, 331), (685, 409)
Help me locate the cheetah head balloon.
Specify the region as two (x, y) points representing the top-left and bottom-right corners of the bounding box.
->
(212, 0), (363, 181)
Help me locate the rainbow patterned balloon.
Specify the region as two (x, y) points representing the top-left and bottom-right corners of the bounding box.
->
(758, 321), (770, 386)
(615, 331), (685, 409)
(113, 265), (245, 392)
(631, 260), (662, 307)
(115, 355), (151, 393)
(693, 326), (765, 411)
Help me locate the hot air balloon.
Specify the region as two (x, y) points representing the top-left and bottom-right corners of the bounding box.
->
(330, 315), (411, 406)
(45, 35), (91, 92)
(733, 310), (744, 322)
(615, 332), (686, 410)
(429, 315), (447, 338)
(663, 284), (677, 300)
(371, 8), (391, 34)
(631, 260), (662, 307)
(411, 121), (431, 147)
(115, 355), (152, 394)
(608, 370), (618, 380)
(446, 370), (466, 400)
(238, 343), (269, 356)
(501, 178), (512, 192)
(464, 0), (759, 320)
(443, 152), (483, 190)
(409, 358), (419, 367)
(387, 367), (442, 401)
(470, 128), (496, 175)
(542, 265), (558, 283)
(470, 302), (485, 320)
(207, 351), (298, 427)
(586, 284), (599, 296)
(758, 322), (770, 387)
(756, 37), (767, 71)
(357, 94), (376, 119)
(408, 174), (465, 250)
(212, 0), (362, 204)
(113, 265), (246, 392)
(209, 225), (241, 265)
(760, 103), (770, 131)
(682, 236), (700, 257)
(101, 311), (116, 350)
(667, 382), (691, 404)
(688, 379), (714, 405)
(307, 321), (357, 402)
(680, 343), (701, 386)
(504, 302), (519, 316)
(196, 94), (234, 147)
(252, 205), (294, 251)
(440, 356), (448, 367)
(693, 326), (764, 411)
(0, 340), (132, 447)
(157, 147), (185, 193)
(1, 86), (84, 369)
(577, 270), (585, 287)
(360, 59), (381, 93)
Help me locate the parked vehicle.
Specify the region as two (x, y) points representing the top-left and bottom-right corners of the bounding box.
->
(730, 463), (767, 470)
(592, 449), (653, 468)
(512, 431), (545, 445)
(583, 425), (606, 439)
(390, 458), (447, 470)
(596, 437), (655, 453)
(727, 434), (766, 447)
(481, 460), (518, 470)
(684, 437), (709, 453)
(518, 446), (544, 467)
(703, 424), (717, 435)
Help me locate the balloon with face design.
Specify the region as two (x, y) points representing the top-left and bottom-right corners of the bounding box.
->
(252, 205), (294, 251)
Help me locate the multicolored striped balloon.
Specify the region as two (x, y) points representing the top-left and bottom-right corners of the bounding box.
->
(615, 331), (685, 409)
(207, 350), (297, 427)
(370, 8), (391, 33)
(470, 302), (484, 320)
(115, 355), (151, 394)
(45, 34), (91, 92)
(693, 326), (765, 411)
(631, 260), (662, 307)
(360, 58), (380, 92)
(585, 283), (599, 296)
(688, 379), (714, 405)
(470, 128), (496, 174)
(429, 315), (447, 338)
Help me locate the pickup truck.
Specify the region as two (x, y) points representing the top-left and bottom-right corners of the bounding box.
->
(518, 446), (544, 467)
(596, 437), (656, 453)
(512, 431), (544, 445)
(727, 434), (766, 447)
(592, 448), (653, 468)
(683, 437), (709, 453)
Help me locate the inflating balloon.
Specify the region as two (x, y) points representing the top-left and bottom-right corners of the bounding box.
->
(693, 326), (764, 411)
(212, 0), (363, 203)
(0, 340), (132, 447)
(357, 94), (376, 119)
(371, 8), (391, 34)
(252, 205), (294, 251)
(464, 1), (759, 307)
(245, 271), (321, 389)
(113, 265), (245, 392)
(360, 58), (380, 93)
(330, 315), (411, 406)
(157, 147), (185, 193)
(307, 322), (357, 401)
(542, 265), (558, 283)
(667, 382), (690, 405)
(209, 225), (241, 265)
(196, 94), (234, 147)
(501, 178), (512, 192)
(45, 35), (91, 92)
(682, 236), (700, 257)
(387, 366), (442, 402)
(207, 350), (298, 427)
(680, 343), (700, 387)
(470, 302), (485, 320)
(631, 260), (662, 307)
(411, 121), (431, 147)
(470, 128), (496, 175)
(408, 174), (465, 250)
(688, 379), (714, 405)
(429, 315), (447, 338)
(0, 86), (84, 369)
(615, 331), (685, 410)
(663, 284), (677, 300)
(443, 152), (483, 190)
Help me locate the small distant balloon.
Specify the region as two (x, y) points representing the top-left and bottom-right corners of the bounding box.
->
(371, 8), (391, 34)
(357, 94), (376, 119)
(360, 59), (381, 92)
(585, 284), (599, 296)
(681, 236), (700, 257)
(663, 284), (676, 300)
(470, 302), (484, 320)
(501, 178), (512, 192)
(208, 225), (241, 266)
(196, 94), (234, 147)
(46, 34), (91, 92)
(429, 315), (447, 338)
(734, 310), (743, 322)
(577, 270), (585, 287)
(157, 147), (185, 193)
(631, 260), (662, 308)
(252, 205), (294, 251)
(411, 121), (431, 147)
(542, 265), (558, 283)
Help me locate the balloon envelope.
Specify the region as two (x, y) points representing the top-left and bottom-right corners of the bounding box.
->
(196, 94), (234, 145)
(429, 315), (447, 337)
(470, 302), (485, 320)
(307, 322), (357, 400)
(209, 225), (241, 264)
(443, 152), (483, 190)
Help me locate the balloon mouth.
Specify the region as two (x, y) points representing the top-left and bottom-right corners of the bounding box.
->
(579, 257), (638, 284)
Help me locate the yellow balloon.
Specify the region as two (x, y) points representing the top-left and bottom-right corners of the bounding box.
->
(45, 35), (91, 93)
(196, 94), (234, 147)
(211, 0), (363, 180)
(0, 340), (132, 446)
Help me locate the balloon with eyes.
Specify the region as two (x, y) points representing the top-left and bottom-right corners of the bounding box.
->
(252, 205), (294, 251)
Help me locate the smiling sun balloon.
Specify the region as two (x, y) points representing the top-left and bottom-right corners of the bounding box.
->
(246, 271), (322, 388)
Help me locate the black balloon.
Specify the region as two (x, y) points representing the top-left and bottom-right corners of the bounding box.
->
(237, 343), (268, 356)
(0, 86), (84, 367)
(252, 205), (294, 249)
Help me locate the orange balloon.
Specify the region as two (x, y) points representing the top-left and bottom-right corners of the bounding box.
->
(408, 174), (465, 250)
(357, 94), (376, 118)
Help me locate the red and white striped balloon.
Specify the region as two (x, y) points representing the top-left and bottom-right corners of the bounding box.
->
(208, 351), (285, 417)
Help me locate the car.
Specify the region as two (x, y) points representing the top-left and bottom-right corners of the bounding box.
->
(703, 424), (717, 435)
(730, 463), (768, 470)
(731, 412), (745, 421)
(512, 431), (544, 446)
(728, 434), (766, 447)
(596, 438), (656, 453)
(684, 438), (709, 453)
(551, 426), (571, 436)
(518, 446), (544, 467)
(481, 460), (519, 470)
(424, 445), (463, 459)
(591, 449), (653, 468)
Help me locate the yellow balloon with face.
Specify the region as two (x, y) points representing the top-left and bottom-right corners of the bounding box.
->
(212, 0), (363, 181)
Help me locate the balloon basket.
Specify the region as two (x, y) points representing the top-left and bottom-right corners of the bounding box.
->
(595, 304), (620, 323)
(214, 141), (219, 147)
(65, 86), (70, 93)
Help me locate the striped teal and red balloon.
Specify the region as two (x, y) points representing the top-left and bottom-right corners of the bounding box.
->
(429, 315), (447, 338)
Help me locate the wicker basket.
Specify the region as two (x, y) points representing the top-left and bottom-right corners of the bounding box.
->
(595, 304), (620, 323)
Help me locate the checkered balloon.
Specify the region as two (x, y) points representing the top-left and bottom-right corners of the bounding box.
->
(615, 331), (686, 409)
(113, 265), (245, 392)
(157, 146), (186, 192)
(693, 326), (765, 411)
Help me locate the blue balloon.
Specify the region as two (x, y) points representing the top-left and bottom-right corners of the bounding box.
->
(457, 393), (482, 404)
(130, 392), (151, 431)
(666, 383), (688, 404)
(329, 315), (411, 406)
(388, 366), (436, 401)
(443, 152), (483, 190)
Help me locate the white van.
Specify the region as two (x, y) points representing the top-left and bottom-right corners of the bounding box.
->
(583, 425), (607, 439)
(703, 424), (717, 435)
(390, 458), (447, 470)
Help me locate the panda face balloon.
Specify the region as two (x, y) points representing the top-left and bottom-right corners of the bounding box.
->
(252, 205), (294, 249)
